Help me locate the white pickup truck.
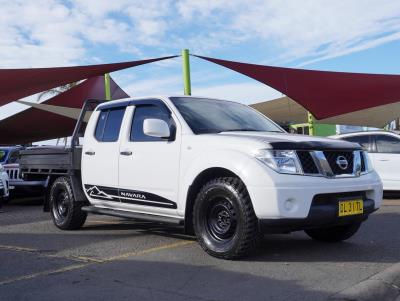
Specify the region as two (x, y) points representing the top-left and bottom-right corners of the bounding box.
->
(20, 96), (383, 259)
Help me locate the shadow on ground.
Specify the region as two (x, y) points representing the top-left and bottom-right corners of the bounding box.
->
(0, 259), (332, 301)
(1, 211), (399, 265)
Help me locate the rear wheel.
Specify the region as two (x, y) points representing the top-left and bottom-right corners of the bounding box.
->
(49, 177), (87, 230)
(305, 222), (362, 242)
(193, 177), (260, 259)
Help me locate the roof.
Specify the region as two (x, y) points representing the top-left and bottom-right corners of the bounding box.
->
(0, 146), (22, 150)
(331, 131), (400, 138)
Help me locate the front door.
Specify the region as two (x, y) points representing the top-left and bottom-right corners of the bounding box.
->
(118, 101), (181, 216)
(81, 107), (126, 208)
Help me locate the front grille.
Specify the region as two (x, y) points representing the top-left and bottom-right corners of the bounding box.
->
(296, 150), (363, 177)
(5, 168), (20, 180)
(323, 151), (354, 175)
(360, 154), (366, 172)
(297, 151), (318, 174)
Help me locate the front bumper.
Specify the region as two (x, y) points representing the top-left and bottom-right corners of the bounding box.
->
(259, 191), (376, 233)
(246, 170), (383, 219)
(9, 180), (46, 193)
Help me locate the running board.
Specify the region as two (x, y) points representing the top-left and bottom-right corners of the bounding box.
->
(81, 206), (184, 225)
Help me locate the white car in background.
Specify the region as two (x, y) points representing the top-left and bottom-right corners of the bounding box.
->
(0, 164), (10, 201)
(332, 131), (400, 191)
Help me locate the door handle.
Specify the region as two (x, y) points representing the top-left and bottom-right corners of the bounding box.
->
(85, 151), (95, 156)
(120, 150), (132, 156)
(378, 159), (389, 161)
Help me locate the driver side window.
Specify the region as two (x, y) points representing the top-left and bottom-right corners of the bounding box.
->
(130, 105), (174, 142)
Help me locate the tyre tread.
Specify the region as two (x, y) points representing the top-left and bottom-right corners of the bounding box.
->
(50, 176), (87, 230)
(193, 176), (260, 259)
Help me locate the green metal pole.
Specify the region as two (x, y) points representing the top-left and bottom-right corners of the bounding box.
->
(307, 111), (314, 136)
(104, 73), (111, 100)
(182, 49), (191, 95)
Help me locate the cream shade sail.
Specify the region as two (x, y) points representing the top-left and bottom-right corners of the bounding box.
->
(251, 96), (400, 128)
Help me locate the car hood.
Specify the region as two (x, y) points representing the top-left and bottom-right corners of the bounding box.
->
(217, 131), (361, 150)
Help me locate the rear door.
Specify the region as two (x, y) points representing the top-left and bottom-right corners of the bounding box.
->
(82, 106), (126, 207)
(370, 134), (400, 190)
(118, 100), (181, 216)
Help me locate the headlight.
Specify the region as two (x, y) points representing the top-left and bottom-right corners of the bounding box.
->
(362, 151), (374, 173)
(0, 164), (4, 173)
(255, 149), (303, 175)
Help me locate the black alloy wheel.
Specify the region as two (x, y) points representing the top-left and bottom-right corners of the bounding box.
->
(206, 197), (237, 242)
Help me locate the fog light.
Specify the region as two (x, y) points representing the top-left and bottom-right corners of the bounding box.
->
(284, 199), (296, 211)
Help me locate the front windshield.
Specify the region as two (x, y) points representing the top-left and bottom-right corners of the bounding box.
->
(170, 97), (283, 134)
(0, 149), (8, 163)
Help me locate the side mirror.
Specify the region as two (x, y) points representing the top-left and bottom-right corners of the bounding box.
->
(143, 118), (171, 139)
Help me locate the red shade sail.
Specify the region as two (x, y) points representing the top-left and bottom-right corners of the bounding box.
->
(0, 76), (129, 145)
(194, 55), (400, 119)
(0, 56), (177, 107)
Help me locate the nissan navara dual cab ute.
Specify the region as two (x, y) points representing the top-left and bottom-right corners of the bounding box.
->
(20, 96), (383, 259)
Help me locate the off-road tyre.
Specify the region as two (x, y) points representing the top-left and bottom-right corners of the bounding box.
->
(193, 177), (260, 259)
(49, 176), (87, 230)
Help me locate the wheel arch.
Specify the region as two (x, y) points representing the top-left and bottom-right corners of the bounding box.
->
(184, 167), (246, 234)
(43, 173), (87, 212)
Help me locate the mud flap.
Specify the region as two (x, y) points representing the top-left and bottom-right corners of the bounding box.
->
(69, 174), (88, 203)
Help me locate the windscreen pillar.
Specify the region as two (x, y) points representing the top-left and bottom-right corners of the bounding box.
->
(182, 49), (191, 95)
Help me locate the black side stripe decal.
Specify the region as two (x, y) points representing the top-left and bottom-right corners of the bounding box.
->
(84, 185), (177, 209)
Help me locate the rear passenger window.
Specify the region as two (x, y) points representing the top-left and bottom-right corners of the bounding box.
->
(342, 135), (373, 152)
(94, 107), (125, 142)
(130, 105), (173, 142)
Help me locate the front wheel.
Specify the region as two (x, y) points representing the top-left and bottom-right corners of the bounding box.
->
(193, 177), (260, 259)
(305, 222), (362, 242)
(49, 177), (87, 230)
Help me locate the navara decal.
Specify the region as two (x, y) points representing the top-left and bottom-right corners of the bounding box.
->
(84, 185), (177, 209)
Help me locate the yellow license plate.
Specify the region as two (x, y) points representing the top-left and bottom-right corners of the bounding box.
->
(338, 199), (363, 217)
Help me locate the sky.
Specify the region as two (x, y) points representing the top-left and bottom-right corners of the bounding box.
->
(1, 0), (400, 120)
